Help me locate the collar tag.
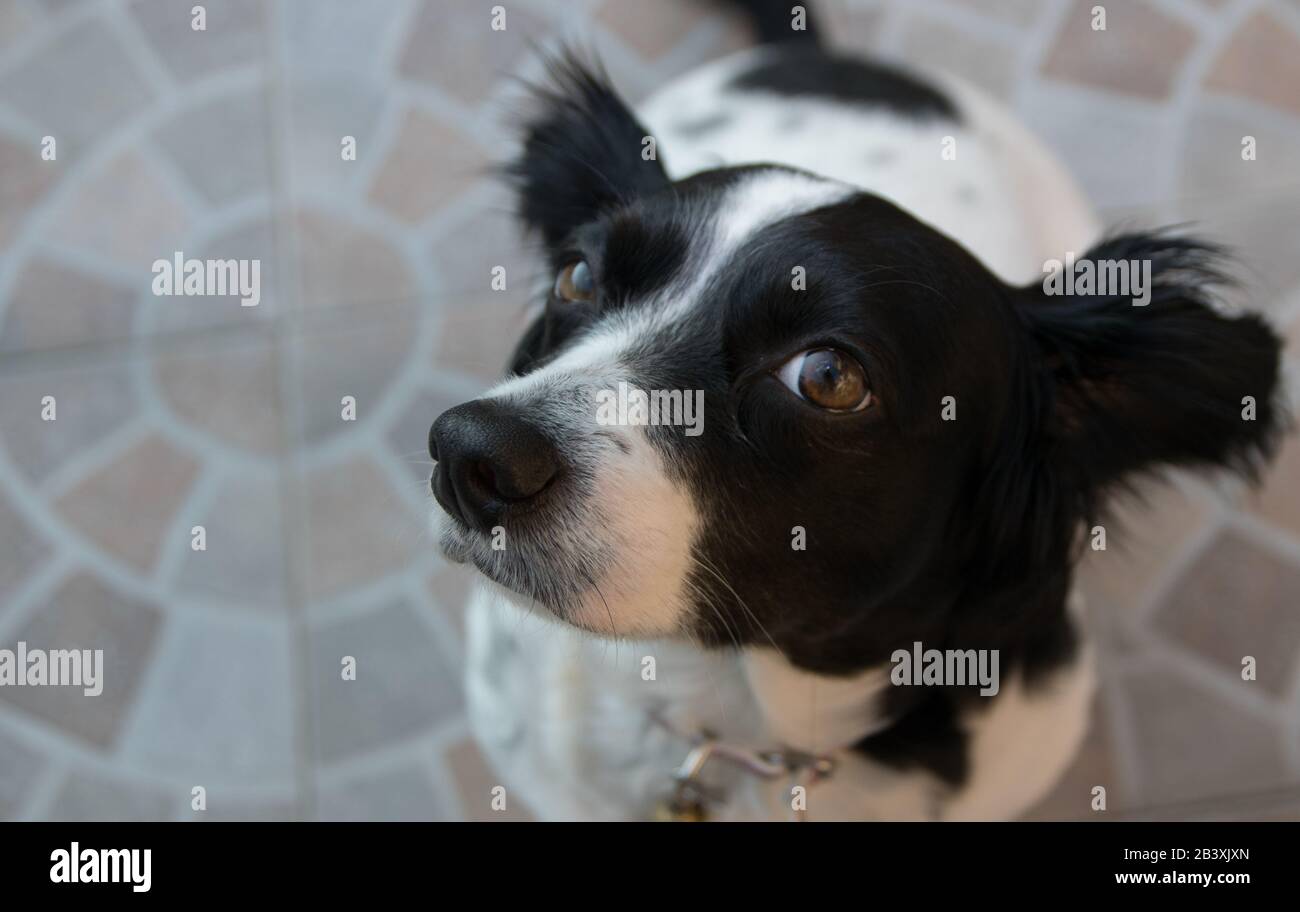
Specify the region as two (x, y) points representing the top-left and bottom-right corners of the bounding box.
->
(651, 722), (836, 822)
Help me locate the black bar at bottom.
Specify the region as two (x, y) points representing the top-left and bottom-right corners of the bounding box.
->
(0, 821), (1285, 897)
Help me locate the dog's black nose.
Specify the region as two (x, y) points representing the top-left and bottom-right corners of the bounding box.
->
(428, 399), (559, 531)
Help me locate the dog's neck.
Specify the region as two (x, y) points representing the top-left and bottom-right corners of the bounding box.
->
(741, 648), (895, 754)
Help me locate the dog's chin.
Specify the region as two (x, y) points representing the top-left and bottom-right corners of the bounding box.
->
(437, 516), (543, 598)
(435, 512), (690, 639)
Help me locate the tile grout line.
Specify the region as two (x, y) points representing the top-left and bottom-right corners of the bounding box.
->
(1165, 0), (1274, 233)
(1010, 0), (1073, 104)
(263, 0), (316, 823)
(0, 0), (101, 81)
(342, 0), (419, 197)
(101, 0), (178, 104)
(1093, 630), (1147, 808)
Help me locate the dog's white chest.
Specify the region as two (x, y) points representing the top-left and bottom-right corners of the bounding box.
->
(464, 587), (1096, 821)
(465, 587), (770, 819)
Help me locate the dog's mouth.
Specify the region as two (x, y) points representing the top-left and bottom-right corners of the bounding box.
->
(433, 473), (697, 639)
(437, 510), (531, 587)
(435, 494), (610, 627)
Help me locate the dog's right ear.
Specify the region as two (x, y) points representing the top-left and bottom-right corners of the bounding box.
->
(1014, 231), (1286, 489)
(507, 52), (670, 248)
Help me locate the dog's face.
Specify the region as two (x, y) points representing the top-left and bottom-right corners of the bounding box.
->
(431, 57), (1282, 672)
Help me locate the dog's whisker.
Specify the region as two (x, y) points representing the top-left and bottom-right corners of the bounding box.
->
(692, 554), (786, 663)
(684, 573), (742, 652)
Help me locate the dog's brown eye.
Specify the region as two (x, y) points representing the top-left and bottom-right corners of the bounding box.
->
(776, 348), (873, 412)
(553, 260), (594, 303)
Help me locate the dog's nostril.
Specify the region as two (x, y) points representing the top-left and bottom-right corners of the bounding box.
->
(470, 460), (498, 498)
(478, 455), (555, 502)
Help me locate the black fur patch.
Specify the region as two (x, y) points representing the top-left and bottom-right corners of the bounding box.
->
(731, 47), (960, 121)
(855, 690), (970, 788)
(506, 53), (671, 249)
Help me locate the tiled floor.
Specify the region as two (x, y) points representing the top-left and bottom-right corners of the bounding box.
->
(0, 0), (1297, 821)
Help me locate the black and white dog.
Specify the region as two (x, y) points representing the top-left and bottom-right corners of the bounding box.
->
(428, 2), (1284, 820)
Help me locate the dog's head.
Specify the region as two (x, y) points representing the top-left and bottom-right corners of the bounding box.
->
(430, 56), (1285, 673)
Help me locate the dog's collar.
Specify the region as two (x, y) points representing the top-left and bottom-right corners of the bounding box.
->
(652, 650), (895, 821)
(651, 715), (836, 822)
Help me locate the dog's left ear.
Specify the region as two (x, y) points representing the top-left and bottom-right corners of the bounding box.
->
(507, 52), (671, 248)
(1014, 231), (1287, 489)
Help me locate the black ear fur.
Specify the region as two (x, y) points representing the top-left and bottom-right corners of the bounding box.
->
(948, 233), (1286, 670)
(505, 51), (670, 248)
(1015, 231), (1286, 489)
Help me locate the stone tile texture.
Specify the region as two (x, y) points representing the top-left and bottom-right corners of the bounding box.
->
(0, 0), (1297, 821)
